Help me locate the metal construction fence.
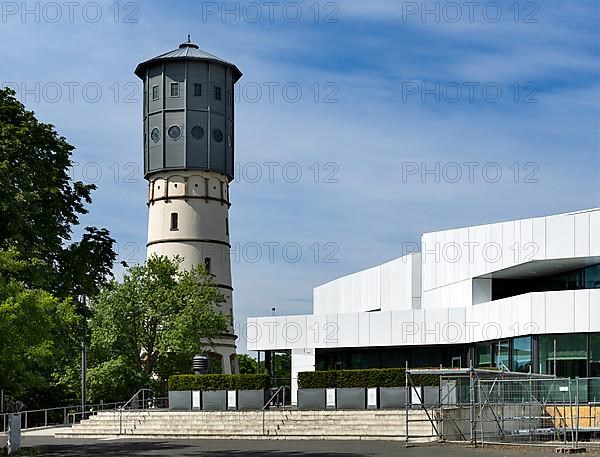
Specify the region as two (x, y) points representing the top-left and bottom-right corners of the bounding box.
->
(476, 377), (600, 447)
(407, 368), (600, 449)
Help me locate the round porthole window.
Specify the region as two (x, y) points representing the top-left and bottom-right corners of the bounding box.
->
(191, 126), (205, 140)
(213, 129), (224, 143)
(168, 125), (182, 140)
(150, 128), (160, 143)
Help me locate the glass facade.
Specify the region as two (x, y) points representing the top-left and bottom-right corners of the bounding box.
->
(316, 332), (600, 378)
(539, 334), (587, 377)
(492, 263), (600, 301)
(590, 334), (600, 377)
(475, 343), (493, 368)
(316, 345), (468, 371)
(512, 336), (532, 373)
(495, 340), (510, 370)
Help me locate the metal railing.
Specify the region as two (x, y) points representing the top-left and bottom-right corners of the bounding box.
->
(262, 386), (289, 410)
(1, 400), (127, 434)
(261, 386), (290, 436)
(1, 390), (169, 435)
(117, 388), (162, 435)
(122, 388), (154, 410)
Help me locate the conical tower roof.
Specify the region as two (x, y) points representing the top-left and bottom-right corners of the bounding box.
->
(135, 38), (242, 82)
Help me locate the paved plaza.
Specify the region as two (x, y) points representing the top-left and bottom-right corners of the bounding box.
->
(3, 436), (600, 457)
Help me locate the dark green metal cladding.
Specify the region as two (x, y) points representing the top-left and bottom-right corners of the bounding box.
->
(135, 41), (242, 181)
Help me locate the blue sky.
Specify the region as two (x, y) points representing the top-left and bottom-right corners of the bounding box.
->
(1, 0), (598, 352)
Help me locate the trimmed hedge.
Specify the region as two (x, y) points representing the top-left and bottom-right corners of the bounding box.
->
(298, 368), (439, 389)
(168, 374), (270, 392)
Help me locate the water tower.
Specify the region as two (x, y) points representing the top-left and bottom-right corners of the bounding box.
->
(135, 38), (242, 374)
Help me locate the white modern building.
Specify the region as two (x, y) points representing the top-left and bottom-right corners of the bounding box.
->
(247, 208), (600, 404)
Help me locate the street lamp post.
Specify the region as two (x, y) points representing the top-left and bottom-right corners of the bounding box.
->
(81, 339), (86, 418)
(78, 295), (88, 419)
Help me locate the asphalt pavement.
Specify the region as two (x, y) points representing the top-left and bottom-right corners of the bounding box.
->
(3, 435), (600, 457)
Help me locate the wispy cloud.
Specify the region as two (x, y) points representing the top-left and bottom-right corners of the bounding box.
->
(1, 0), (597, 352)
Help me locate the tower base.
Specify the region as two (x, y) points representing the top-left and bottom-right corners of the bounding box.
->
(203, 334), (238, 374)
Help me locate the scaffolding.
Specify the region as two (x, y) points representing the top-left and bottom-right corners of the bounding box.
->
(405, 366), (600, 449)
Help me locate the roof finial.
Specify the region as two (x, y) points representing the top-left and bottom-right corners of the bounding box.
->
(179, 36), (199, 49)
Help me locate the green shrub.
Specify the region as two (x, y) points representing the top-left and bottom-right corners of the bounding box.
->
(298, 368), (439, 389)
(168, 374), (270, 391)
(412, 374), (440, 387)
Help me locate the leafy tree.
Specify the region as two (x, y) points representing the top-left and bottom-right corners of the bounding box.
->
(261, 352), (292, 385)
(237, 352), (292, 383)
(87, 255), (229, 401)
(273, 352), (292, 381)
(84, 357), (147, 404)
(0, 249), (82, 406)
(0, 87), (116, 407)
(0, 87), (116, 300)
(237, 354), (258, 374)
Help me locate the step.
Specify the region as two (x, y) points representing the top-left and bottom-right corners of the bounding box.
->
(57, 409), (439, 442)
(56, 432), (433, 442)
(66, 424), (426, 432)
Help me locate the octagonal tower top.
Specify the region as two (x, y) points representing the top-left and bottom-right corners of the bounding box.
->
(135, 39), (242, 180)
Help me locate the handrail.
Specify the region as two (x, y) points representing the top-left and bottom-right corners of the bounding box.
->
(121, 388), (153, 411)
(0, 391), (167, 434)
(0, 400), (127, 433)
(0, 400), (124, 417)
(118, 388), (153, 436)
(262, 386), (287, 410)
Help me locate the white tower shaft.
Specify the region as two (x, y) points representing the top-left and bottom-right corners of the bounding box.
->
(147, 170), (237, 373)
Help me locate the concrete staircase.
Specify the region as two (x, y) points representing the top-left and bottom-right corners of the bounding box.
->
(56, 409), (439, 441)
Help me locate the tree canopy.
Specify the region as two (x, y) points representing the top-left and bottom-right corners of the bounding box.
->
(0, 249), (82, 404)
(237, 352), (291, 384)
(237, 354), (259, 375)
(0, 87), (116, 300)
(0, 87), (116, 408)
(87, 256), (230, 401)
(0, 87), (231, 409)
